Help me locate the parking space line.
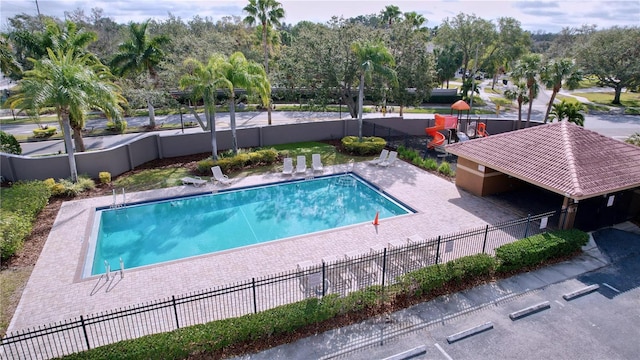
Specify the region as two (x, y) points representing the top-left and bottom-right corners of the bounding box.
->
(602, 282), (621, 293)
(434, 343), (454, 360)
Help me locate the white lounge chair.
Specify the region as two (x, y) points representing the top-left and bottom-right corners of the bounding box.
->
(378, 151), (398, 167)
(296, 155), (307, 174)
(181, 176), (207, 187)
(312, 153), (324, 173)
(368, 149), (389, 165)
(282, 157), (294, 175)
(211, 166), (232, 185)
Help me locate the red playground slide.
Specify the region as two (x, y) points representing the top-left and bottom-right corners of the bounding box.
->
(426, 114), (458, 149)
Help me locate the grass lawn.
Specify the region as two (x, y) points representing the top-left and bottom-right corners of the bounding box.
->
(572, 91), (640, 108)
(0, 268), (32, 336)
(111, 142), (371, 193)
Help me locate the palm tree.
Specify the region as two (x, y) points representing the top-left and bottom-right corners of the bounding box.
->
(403, 11), (426, 29)
(549, 100), (585, 126)
(503, 81), (529, 130)
(243, 0), (285, 126)
(511, 53), (542, 128)
(8, 49), (124, 182)
(352, 40), (397, 141)
(216, 52), (271, 154)
(540, 58), (582, 123)
(381, 5), (402, 27)
(110, 20), (169, 128)
(179, 56), (226, 160)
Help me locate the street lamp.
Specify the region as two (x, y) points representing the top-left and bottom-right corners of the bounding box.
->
(339, 97), (342, 119)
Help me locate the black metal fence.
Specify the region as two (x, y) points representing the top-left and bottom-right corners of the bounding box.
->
(1, 211), (557, 359)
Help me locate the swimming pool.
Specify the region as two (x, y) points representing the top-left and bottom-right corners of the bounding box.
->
(85, 173), (414, 277)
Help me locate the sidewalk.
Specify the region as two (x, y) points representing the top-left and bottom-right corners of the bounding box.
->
(235, 223), (640, 360)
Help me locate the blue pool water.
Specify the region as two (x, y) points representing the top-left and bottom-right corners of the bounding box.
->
(87, 174), (413, 276)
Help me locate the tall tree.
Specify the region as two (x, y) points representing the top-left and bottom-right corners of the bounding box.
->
(434, 13), (496, 81)
(540, 58), (582, 122)
(110, 20), (169, 128)
(403, 11), (426, 29)
(503, 80), (529, 130)
(0, 34), (22, 77)
(179, 55), (226, 160)
(243, 0), (285, 125)
(381, 5), (402, 27)
(215, 52), (270, 154)
(434, 44), (463, 88)
(388, 21), (436, 116)
(576, 26), (640, 104)
(511, 53), (542, 128)
(352, 40), (396, 140)
(8, 49), (124, 182)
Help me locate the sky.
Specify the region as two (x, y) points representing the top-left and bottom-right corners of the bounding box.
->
(1, 0), (639, 33)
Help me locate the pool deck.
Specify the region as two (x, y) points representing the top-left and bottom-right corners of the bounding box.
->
(8, 160), (521, 333)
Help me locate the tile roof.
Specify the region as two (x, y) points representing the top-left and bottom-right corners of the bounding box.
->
(445, 121), (640, 200)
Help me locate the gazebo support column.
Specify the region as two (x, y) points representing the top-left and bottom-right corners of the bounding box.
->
(559, 196), (578, 229)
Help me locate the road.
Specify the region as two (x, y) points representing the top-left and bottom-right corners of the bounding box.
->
(2, 99), (640, 156)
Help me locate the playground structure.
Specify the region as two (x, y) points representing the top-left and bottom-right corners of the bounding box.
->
(426, 114), (459, 149)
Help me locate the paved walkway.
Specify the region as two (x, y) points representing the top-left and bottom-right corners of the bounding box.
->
(8, 160), (525, 335)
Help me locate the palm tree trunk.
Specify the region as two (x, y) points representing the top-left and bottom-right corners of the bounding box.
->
(526, 89), (534, 128)
(229, 97), (238, 155)
(543, 91), (558, 123)
(517, 99), (523, 129)
(72, 127), (86, 152)
(263, 26), (272, 126)
(147, 97), (156, 128)
(205, 100), (218, 160)
(61, 113), (78, 182)
(358, 73), (365, 141)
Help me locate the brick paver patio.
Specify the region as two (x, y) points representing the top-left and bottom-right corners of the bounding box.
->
(8, 160), (520, 333)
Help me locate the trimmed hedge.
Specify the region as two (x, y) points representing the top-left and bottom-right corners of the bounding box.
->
(32, 126), (57, 138)
(341, 136), (386, 156)
(495, 229), (589, 272)
(0, 181), (51, 260)
(398, 254), (496, 297)
(196, 148), (279, 174)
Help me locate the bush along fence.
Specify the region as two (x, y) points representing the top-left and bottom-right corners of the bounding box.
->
(1, 211), (559, 359)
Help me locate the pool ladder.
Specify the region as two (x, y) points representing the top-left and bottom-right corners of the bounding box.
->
(104, 258), (125, 281)
(111, 188), (126, 210)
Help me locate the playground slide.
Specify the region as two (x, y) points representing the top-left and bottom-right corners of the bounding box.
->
(426, 114), (458, 149)
(426, 128), (446, 149)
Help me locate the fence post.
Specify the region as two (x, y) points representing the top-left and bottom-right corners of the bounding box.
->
(252, 278), (258, 314)
(80, 315), (91, 351)
(435, 236), (441, 265)
(524, 214), (531, 238)
(172, 296), (180, 329)
(482, 225), (489, 254)
(322, 263), (326, 297)
(381, 248), (387, 290)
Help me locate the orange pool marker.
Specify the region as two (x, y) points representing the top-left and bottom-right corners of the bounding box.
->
(373, 211), (380, 225)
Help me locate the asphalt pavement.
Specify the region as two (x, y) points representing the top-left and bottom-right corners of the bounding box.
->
(234, 223), (640, 360)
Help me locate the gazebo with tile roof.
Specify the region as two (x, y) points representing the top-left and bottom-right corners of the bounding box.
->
(445, 121), (640, 229)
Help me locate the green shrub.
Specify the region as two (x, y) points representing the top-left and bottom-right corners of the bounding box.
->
(0, 210), (32, 261)
(32, 126), (57, 138)
(196, 148), (280, 174)
(0, 181), (51, 221)
(495, 229), (589, 272)
(341, 136), (386, 156)
(99, 172), (112, 184)
(437, 161), (454, 176)
(0, 130), (22, 155)
(423, 158), (438, 170)
(0, 181), (51, 260)
(106, 120), (127, 133)
(48, 176), (96, 197)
